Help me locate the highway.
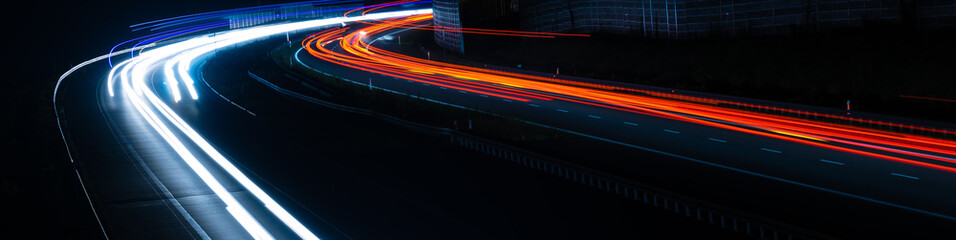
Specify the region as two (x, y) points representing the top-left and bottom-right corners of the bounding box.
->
(52, 1), (956, 239)
(286, 10), (956, 238)
(54, 3), (743, 239)
(55, 6), (446, 240)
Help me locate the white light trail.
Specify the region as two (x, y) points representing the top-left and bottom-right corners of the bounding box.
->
(109, 8), (433, 240)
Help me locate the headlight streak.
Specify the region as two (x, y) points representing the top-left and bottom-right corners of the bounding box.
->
(107, 58), (134, 97)
(110, 7), (432, 240)
(122, 66), (274, 240)
(109, 22), (226, 67)
(114, 0), (371, 65)
(302, 13), (956, 174)
(163, 60), (183, 102)
(130, 0), (361, 32)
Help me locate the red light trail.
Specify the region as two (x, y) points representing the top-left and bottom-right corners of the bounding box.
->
(301, 11), (956, 173)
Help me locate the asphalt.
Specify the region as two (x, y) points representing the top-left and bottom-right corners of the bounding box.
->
(56, 35), (746, 239)
(286, 26), (956, 238)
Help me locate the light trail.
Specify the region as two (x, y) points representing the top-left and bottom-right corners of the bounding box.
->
(111, 0), (368, 65)
(104, 5), (433, 240)
(67, 3), (955, 237)
(301, 13), (956, 174)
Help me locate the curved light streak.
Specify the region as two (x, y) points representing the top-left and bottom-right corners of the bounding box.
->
(109, 7), (433, 240)
(301, 13), (956, 174)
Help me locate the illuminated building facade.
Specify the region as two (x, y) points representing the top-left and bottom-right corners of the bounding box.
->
(433, 0), (466, 53)
(520, 0), (956, 39)
(432, 0), (956, 45)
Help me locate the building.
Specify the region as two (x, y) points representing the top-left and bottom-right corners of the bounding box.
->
(433, 0), (466, 53)
(520, 0), (956, 39)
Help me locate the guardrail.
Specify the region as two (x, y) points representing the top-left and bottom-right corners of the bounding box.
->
(254, 58), (833, 239)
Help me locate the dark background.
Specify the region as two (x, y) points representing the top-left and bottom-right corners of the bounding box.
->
(5, 1), (953, 238)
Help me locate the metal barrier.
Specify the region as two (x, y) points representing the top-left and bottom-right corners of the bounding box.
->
(446, 133), (831, 240)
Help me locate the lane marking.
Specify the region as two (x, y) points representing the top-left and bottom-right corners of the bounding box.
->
(819, 159), (845, 166)
(480, 95), (488, 98)
(198, 67), (256, 116)
(502, 99), (513, 102)
(458, 90), (467, 94)
(300, 50), (956, 221)
(663, 129), (680, 134)
(761, 148), (782, 154)
(528, 103), (540, 107)
(439, 87), (447, 90)
(284, 12), (955, 222)
(623, 121), (639, 126)
(588, 115), (602, 119)
(557, 109), (569, 113)
(708, 138), (727, 143)
(890, 173), (919, 180)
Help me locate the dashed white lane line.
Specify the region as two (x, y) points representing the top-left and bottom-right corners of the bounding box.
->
(459, 90), (467, 94)
(890, 173), (919, 180)
(529, 104), (540, 107)
(502, 99), (513, 102)
(819, 159), (845, 166)
(708, 138), (727, 143)
(480, 95), (489, 98)
(588, 115), (602, 119)
(439, 87), (447, 90)
(623, 121), (639, 126)
(663, 129), (680, 134)
(761, 148), (782, 154)
(557, 109), (569, 113)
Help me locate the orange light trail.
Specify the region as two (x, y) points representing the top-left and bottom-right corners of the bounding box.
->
(301, 12), (956, 173)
